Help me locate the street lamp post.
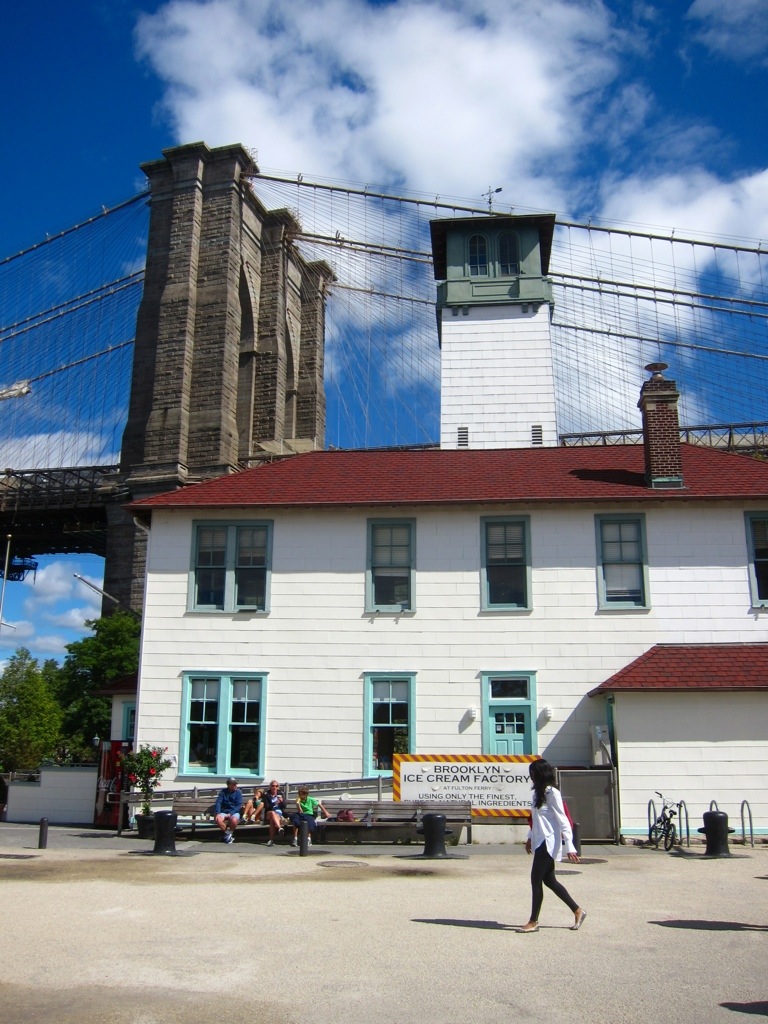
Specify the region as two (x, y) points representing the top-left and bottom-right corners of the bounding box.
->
(0, 533), (15, 635)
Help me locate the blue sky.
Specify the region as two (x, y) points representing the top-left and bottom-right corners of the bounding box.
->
(1, 0), (767, 665)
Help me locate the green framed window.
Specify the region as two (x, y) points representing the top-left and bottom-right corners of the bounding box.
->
(468, 234), (488, 276)
(498, 231), (520, 276)
(363, 674), (415, 774)
(180, 673), (267, 777)
(481, 516), (531, 610)
(190, 520), (272, 612)
(745, 513), (768, 607)
(596, 514), (649, 609)
(367, 519), (415, 612)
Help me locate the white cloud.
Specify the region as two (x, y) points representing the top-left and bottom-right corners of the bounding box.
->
(687, 0), (768, 66)
(136, 0), (625, 210)
(45, 605), (101, 631)
(0, 428), (119, 471)
(598, 166), (768, 245)
(22, 561), (101, 618)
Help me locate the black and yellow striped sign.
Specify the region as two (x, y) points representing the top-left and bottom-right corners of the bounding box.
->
(394, 753), (539, 817)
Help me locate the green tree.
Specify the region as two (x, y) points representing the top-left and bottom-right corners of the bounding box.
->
(54, 611), (140, 756)
(0, 648), (63, 771)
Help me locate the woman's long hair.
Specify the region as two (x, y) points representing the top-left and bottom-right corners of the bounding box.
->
(529, 758), (557, 808)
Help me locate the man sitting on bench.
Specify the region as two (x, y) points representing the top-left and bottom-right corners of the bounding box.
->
(215, 777), (243, 845)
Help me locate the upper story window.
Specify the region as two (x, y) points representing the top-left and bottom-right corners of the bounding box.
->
(596, 514), (649, 609)
(745, 513), (768, 607)
(498, 231), (520, 275)
(367, 519), (415, 612)
(191, 521), (272, 612)
(468, 234), (488, 276)
(481, 516), (531, 610)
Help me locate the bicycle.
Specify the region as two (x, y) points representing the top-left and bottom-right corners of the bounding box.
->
(647, 792), (680, 850)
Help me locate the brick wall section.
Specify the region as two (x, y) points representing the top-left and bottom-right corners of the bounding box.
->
(253, 217), (290, 441)
(638, 375), (684, 487)
(186, 147), (252, 476)
(298, 260), (333, 441)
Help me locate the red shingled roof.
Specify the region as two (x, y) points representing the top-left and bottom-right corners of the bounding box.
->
(128, 443), (768, 511)
(589, 644), (768, 694)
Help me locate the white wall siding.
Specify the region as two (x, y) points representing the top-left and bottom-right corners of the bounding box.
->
(612, 693), (768, 835)
(440, 305), (557, 448)
(6, 767), (98, 825)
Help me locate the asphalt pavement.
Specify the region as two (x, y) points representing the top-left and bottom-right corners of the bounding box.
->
(0, 823), (765, 1024)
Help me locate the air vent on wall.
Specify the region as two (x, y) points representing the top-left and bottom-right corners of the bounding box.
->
(531, 424), (543, 446)
(457, 426), (469, 447)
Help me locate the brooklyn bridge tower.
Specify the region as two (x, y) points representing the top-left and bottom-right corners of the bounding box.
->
(104, 142), (334, 613)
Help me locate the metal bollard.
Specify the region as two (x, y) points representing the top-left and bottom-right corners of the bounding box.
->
(151, 810), (178, 855)
(417, 812), (452, 858)
(38, 818), (48, 850)
(298, 818), (310, 856)
(697, 810), (733, 857)
(572, 822), (582, 857)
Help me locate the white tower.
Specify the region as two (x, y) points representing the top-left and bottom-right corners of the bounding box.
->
(430, 214), (557, 449)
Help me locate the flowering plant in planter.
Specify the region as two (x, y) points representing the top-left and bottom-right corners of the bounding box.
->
(118, 745), (173, 816)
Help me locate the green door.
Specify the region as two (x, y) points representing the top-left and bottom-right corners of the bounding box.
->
(490, 706), (530, 755)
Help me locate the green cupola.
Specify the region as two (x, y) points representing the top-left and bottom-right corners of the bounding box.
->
(430, 213), (555, 321)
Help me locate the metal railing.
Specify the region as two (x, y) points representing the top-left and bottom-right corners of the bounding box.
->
(740, 800), (754, 848)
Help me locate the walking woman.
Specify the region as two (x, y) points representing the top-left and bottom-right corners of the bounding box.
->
(520, 758), (586, 933)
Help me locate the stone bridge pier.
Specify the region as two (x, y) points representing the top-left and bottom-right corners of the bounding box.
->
(102, 141), (333, 614)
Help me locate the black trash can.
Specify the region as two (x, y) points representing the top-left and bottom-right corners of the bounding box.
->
(417, 812), (452, 858)
(697, 810), (732, 857)
(152, 810), (178, 855)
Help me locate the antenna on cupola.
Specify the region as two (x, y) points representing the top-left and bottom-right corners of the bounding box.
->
(483, 186), (502, 212)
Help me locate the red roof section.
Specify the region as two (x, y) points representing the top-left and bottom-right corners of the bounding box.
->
(589, 644), (768, 694)
(128, 443), (768, 511)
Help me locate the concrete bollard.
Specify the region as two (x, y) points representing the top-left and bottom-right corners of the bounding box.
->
(697, 810), (733, 857)
(417, 812), (452, 858)
(38, 818), (48, 850)
(151, 810), (178, 855)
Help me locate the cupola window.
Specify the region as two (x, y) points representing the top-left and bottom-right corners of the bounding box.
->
(498, 231), (520, 276)
(468, 234), (488, 277)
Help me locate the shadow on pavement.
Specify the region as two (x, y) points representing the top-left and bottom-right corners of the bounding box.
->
(720, 1002), (768, 1016)
(412, 917), (514, 930)
(650, 919), (768, 932)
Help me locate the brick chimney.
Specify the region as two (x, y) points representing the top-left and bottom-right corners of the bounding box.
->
(637, 363), (684, 489)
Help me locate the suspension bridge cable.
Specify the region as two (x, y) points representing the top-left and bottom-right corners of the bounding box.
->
(0, 192), (148, 268)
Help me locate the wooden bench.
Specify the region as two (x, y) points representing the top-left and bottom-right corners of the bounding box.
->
(164, 794), (472, 845)
(313, 800), (473, 844)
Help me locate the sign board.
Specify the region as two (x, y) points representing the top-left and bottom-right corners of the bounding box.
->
(393, 754), (538, 817)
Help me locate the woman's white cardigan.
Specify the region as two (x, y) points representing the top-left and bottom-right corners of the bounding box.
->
(527, 786), (576, 862)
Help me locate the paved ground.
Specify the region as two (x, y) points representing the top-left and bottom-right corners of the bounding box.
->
(0, 823), (766, 1024)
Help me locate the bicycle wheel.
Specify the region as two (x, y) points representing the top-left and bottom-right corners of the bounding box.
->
(663, 824), (677, 851)
(647, 800), (657, 844)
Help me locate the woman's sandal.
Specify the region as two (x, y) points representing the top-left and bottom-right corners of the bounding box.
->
(571, 909), (587, 931)
(518, 922), (539, 933)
